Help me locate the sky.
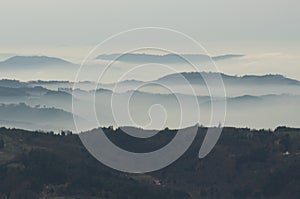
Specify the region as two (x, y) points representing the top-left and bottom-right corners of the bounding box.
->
(0, 0), (299, 80)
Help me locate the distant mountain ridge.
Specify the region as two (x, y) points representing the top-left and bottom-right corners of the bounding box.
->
(96, 53), (244, 63)
(0, 103), (75, 131)
(1, 70), (300, 90)
(0, 56), (76, 69)
(0, 79), (28, 88)
(155, 72), (300, 85)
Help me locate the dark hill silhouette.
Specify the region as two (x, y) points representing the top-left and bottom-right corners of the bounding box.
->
(0, 126), (299, 198)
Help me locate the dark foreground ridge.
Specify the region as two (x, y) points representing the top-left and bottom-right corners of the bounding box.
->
(0, 126), (299, 199)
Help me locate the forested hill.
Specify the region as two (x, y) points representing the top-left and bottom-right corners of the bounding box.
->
(0, 126), (299, 199)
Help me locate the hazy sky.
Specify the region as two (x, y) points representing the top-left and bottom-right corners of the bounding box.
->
(1, 0), (299, 45)
(0, 0), (299, 79)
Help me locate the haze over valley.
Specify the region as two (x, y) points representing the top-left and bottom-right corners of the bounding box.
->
(0, 54), (299, 131)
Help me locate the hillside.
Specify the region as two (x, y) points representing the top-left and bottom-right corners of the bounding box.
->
(0, 126), (299, 198)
